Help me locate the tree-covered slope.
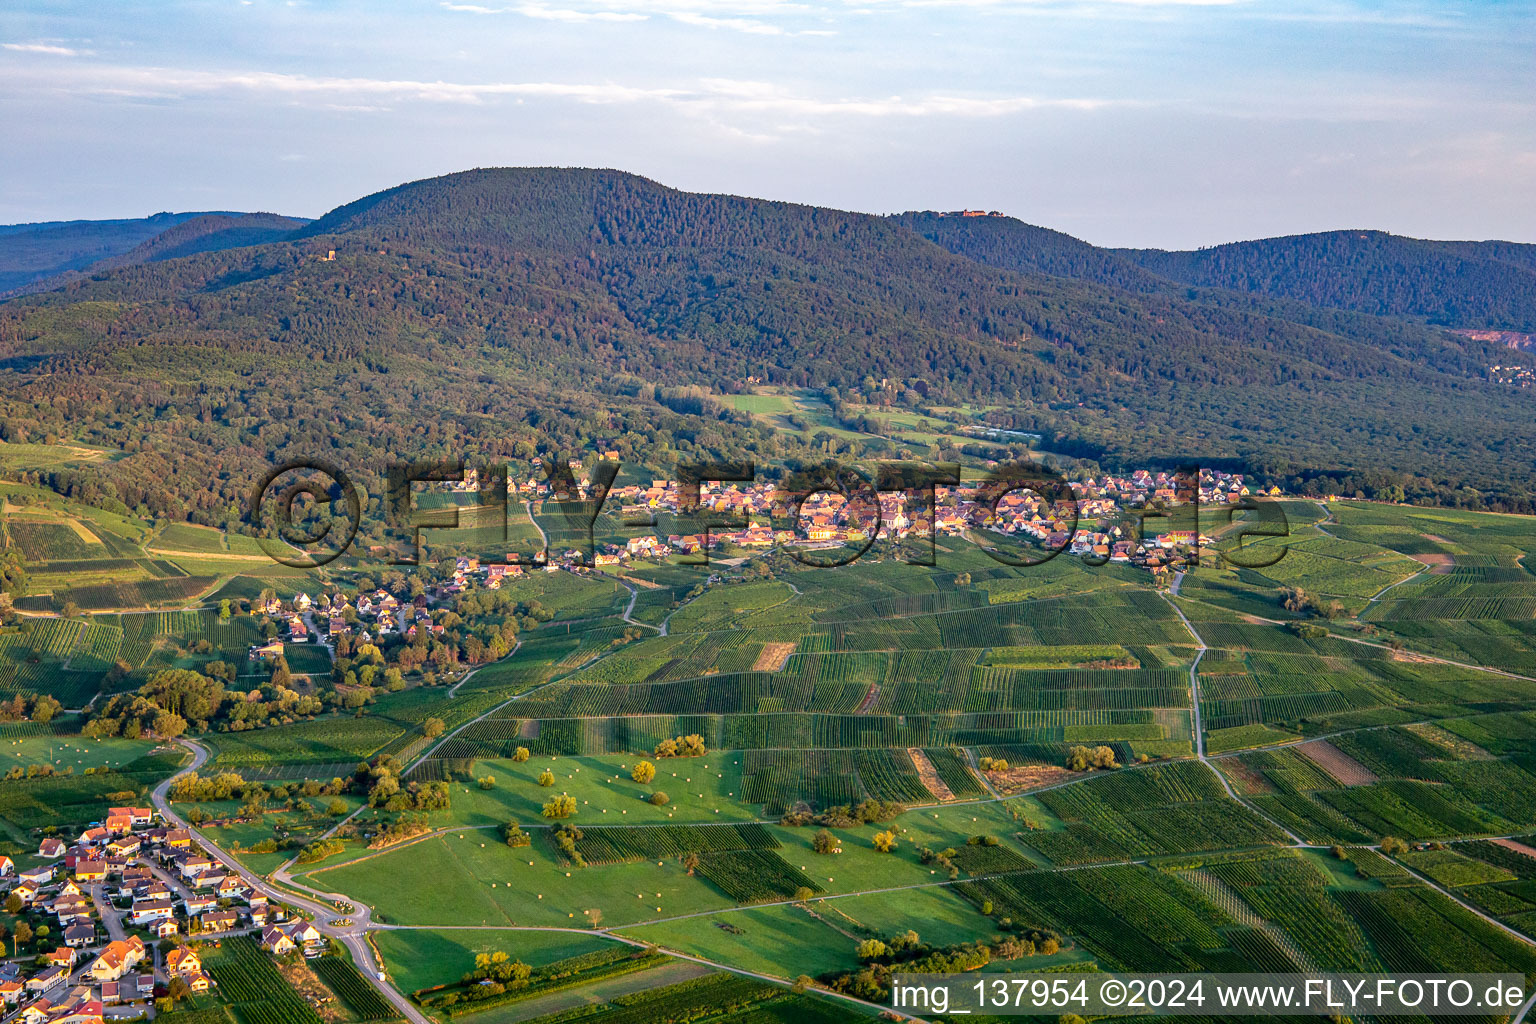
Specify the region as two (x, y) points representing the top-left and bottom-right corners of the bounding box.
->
(2, 168), (1536, 525)
(0, 211), (233, 294)
(1117, 230), (1536, 332)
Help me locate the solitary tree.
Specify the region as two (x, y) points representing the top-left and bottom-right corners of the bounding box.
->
(512, 747), (531, 762)
(872, 830), (898, 853)
(855, 938), (886, 961)
(812, 829), (839, 854)
(542, 794), (577, 819)
(537, 769), (555, 787)
(631, 760), (656, 784)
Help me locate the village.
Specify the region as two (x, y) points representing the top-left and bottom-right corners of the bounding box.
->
(229, 464), (1275, 661)
(0, 807), (322, 1024)
(449, 463), (1263, 569)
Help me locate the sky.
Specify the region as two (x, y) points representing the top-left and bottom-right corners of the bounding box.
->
(1, 0), (1532, 248)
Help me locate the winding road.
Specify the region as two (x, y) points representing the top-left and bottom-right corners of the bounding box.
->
(151, 737), (930, 1023)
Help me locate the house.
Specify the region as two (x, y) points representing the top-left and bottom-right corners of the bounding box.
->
(165, 948), (201, 978)
(0, 855), (12, 875)
(216, 875), (247, 899)
(104, 812), (134, 835)
(248, 639), (285, 662)
(184, 894), (217, 916)
(293, 592), (312, 611)
(26, 967), (66, 994)
(39, 838), (66, 858)
(105, 837), (140, 858)
(51, 999), (104, 1024)
(177, 854), (213, 878)
(44, 948), (76, 970)
(130, 899), (174, 925)
(200, 909), (238, 933)
(0, 981), (21, 1005)
(12, 881), (38, 905)
(119, 803), (155, 825)
(63, 923), (95, 948)
(152, 918), (179, 938)
(74, 860), (106, 882)
(76, 827), (110, 847)
(135, 975), (155, 999)
(15, 1000), (54, 1024)
(185, 972), (212, 994)
(20, 865), (54, 885)
(88, 938), (146, 982)
(259, 927), (297, 956)
(285, 921), (324, 949)
(99, 982), (122, 1006)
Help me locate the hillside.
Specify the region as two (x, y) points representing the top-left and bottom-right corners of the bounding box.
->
(1117, 230), (1536, 332)
(2, 168), (1536, 526)
(4, 212), (310, 297)
(0, 211), (233, 293)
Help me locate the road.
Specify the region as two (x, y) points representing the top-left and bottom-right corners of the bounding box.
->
(151, 739), (434, 1024)
(156, 738), (926, 1023)
(1162, 576), (1307, 844)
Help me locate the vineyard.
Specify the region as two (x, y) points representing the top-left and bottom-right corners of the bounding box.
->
(562, 823), (779, 866)
(693, 849), (824, 903)
(312, 956), (398, 1021)
(204, 936), (324, 1024)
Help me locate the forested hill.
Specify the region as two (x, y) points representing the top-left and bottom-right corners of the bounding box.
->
(3, 168), (1536, 524)
(1118, 230), (1536, 333)
(0, 211), (235, 294)
(5, 212), (308, 297)
(891, 211), (1512, 373)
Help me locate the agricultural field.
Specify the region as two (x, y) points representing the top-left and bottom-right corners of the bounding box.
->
(3, 493), (1536, 1016)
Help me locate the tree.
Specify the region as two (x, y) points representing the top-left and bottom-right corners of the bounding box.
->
(13, 922), (31, 951)
(631, 760), (656, 784)
(1090, 745), (1118, 769)
(1380, 835), (1409, 855)
(423, 717), (445, 738)
(680, 851), (699, 875)
(478, 775), (496, 790)
(542, 794), (577, 819)
(512, 747), (530, 762)
(219, 599), (233, 622)
(4, 893), (21, 916)
(537, 769), (555, 787)
(872, 830), (898, 853)
(855, 938), (886, 961)
(503, 822), (530, 847)
(327, 798), (348, 816)
(812, 829), (839, 854)
(648, 791), (669, 805)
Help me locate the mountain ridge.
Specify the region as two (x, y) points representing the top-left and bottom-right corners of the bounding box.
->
(3, 167), (1536, 523)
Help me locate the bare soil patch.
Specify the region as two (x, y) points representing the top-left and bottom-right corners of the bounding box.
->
(1221, 757), (1276, 795)
(1410, 551), (1454, 572)
(987, 763), (1074, 795)
(1492, 838), (1536, 862)
(1298, 739), (1377, 786)
(276, 958), (344, 1023)
(907, 748), (955, 801)
(752, 641), (796, 672)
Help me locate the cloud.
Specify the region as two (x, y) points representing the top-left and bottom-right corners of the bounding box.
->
(3, 42), (91, 56)
(441, 2), (648, 19)
(14, 62), (1119, 120)
(439, 0), (833, 31)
